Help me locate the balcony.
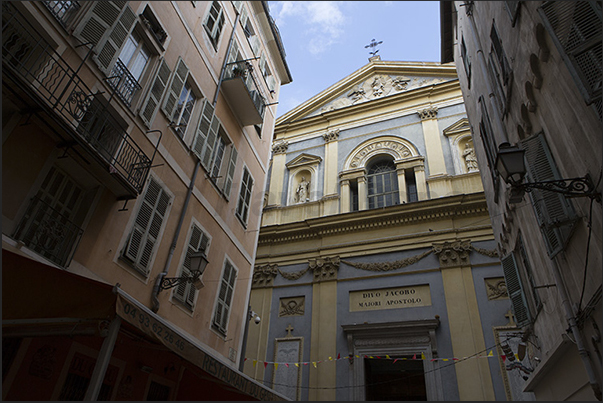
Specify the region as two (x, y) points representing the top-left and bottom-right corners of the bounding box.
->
(2, 2), (153, 198)
(221, 60), (266, 126)
(107, 58), (142, 107)
(13, 196), (84, 268)
(42, 1), (81, 29)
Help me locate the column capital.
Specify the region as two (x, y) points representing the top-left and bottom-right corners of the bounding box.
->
(418, 107), (438, 120)
(323, 129), (340, 143)
(310, 256), (340, 282)
(272, 141), (289, 154)
(252, 264), (278, 288)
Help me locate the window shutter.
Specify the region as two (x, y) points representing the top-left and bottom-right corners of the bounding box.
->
(228, 40), (240, 64)
(236, 169), (253, 224)
(124, 178), (170, 274)
(214, 262), (236, 333)
(192, 100), (215, 161)
(75, 1), (124, 48)
(240, 7), (249, 35)
(259, 52), (266, 75)
(249, 35), (261, 57)
(139, 59), (171, 127)
(97, 5), (136, 73)
(520, 133), (577, 257)
(201, 117), (220, 171)
(267, 75), (276, 93)
(501, 253), (531, 327)
(162, 57), (189, 121)
(538, 1), (602, 105)
(223, 147), (238, 197)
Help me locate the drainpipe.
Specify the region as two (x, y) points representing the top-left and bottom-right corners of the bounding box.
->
(151, 11), (240, 313)
(550, 258), (602, 399)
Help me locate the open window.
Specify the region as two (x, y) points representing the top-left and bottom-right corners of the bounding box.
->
(204, 1), (225, 50)
(173, 222), (211, 310)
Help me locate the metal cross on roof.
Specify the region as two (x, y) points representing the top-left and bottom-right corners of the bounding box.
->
(365, 38), (383, 56)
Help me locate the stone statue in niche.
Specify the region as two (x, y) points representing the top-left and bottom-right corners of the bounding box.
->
(463, 143), (479, 172)
(296, 176), (310, 203)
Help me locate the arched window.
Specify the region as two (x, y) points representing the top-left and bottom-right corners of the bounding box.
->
(367, 159), (399, 208)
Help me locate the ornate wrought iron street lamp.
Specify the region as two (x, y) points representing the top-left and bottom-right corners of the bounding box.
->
(495, 142), (601, 203)
(158, 252), (209, 291)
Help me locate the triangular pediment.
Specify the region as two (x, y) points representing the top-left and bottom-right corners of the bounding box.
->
(285, 153), (322, 169)
(277, 60), (458, 125)
(443, 118), (471, 136)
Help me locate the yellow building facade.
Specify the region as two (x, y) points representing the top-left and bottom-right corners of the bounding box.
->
(242, 57), (520, 400)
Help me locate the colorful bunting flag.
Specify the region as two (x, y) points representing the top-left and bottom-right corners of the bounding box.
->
(421, 352), (426, 360)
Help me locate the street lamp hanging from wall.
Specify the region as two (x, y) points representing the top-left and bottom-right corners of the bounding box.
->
(495, 142), (601, 203)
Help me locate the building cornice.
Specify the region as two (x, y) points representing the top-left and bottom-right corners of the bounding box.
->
(258, 192), (489, 245)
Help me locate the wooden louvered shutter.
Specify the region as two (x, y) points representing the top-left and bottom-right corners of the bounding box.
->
(520, 133), (576, 257)
(96, 5), (136, 73)
(139, 59), (171, 127)
(125, 178), (170, 274)
(213, 262), (236, 334)
(201, 116), (220, 171)
(192, 100), (215, 166)
(162, 57), (189, 121)
(502, 253), (531, 327)
(239, 7), (249, 35)
(538, 1), (602, 106)
(75, 1), (125, 48)
(223, 147), (238, 197)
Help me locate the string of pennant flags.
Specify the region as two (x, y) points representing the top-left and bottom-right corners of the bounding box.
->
(245, 350), (521, 370)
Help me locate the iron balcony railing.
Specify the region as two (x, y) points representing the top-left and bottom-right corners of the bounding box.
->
(2, 2), (151, 194)
(107, 58), (142, 107)
(42, 1), (81, 29)
(223, 60), (267, 119)
(13, 196), (84, 268)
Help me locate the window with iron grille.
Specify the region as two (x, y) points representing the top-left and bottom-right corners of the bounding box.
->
(122, 177), (172, 276)
(212, 261), (237, 335)
(538, 1), (602, 120)
(146, 381), (171, 401)
(367, 159), (399, 209)
(43, 1), (81, 28)
(173, 223), (210, 310)
(204, 1), (225, 50)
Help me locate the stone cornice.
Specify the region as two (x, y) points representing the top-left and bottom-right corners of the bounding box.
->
(258, 193), (489, 245)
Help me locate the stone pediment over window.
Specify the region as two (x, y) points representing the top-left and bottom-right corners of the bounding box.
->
(285, 153), (322, 169)
(443, 118), (471, 137)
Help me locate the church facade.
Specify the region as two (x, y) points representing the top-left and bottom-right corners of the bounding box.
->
(241, 57), (518, 400)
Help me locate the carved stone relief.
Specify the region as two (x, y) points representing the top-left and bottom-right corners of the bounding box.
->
(323, 129), (340, 143)
(279, 296), (305, 317)
(485, 278), (508, 300)
(349, 139), (412, 168)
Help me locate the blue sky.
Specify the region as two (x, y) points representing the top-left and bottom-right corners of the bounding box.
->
(268, 1), (442, 118)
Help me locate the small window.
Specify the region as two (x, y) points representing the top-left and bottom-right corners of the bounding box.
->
(141, 5), (168, 46)
(236, 168), (253, 226)
(213, 261), (237, 335)
(204, 1), (225, 50)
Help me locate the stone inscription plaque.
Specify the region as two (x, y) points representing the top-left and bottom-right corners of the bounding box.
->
(349, 285), (431, 312)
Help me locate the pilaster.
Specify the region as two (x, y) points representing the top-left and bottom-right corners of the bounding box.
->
(268, 141), (288, 206)
(418, 107), (447, 177)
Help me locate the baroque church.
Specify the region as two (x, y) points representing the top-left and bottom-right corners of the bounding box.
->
(241, 55), (520, 400)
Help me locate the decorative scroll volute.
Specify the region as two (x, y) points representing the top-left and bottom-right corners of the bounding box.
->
(432, 240), (472, 268)
(309, 256), (340, 282)
(252, 264), (278, 288)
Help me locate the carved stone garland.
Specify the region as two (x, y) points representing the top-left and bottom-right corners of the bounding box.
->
(253, 242), (499, 283)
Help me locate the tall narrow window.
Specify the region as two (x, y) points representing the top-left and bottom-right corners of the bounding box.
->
(204, 1), (225, 50)
(236, 168), (253, 226)
(109, 31), (149, 106)
(122, 177), (171, 275)
(213, 261), (237, 335)
(460, 36), (471, 88)
(501, 253), (531, 328)
(172, 82), (196, 139)
(173, 224), (210, 310)
(405, 169), (418, 203)
(367, 159), (399, 209)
